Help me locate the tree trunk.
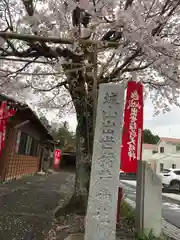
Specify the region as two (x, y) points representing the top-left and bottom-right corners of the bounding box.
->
(72, 106), (93, 214)
(55, 69), (94, 217)
(55, 105), (93, 217)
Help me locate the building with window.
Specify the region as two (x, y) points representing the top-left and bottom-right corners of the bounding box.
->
(142, 144), (157, 161)
(0, 95), (55, 181)
(157, 137), (180, 154)
(141, 143), (157, 170)
(147, 137), (180, 173)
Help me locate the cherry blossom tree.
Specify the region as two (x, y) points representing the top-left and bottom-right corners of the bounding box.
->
(0, 0), (180, 214)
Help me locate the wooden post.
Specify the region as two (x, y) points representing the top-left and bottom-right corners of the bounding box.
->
(116, 187), (123, 225)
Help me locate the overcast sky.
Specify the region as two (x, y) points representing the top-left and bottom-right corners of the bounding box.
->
(144, 99), (180, 138)
(13, 77), (180, 138)
(62, 98), (180, 138)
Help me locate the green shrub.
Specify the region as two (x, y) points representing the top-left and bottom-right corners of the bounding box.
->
(121, 201), (170, 240)
(120, 200), (135, 230)
(135, 230), (170, 240)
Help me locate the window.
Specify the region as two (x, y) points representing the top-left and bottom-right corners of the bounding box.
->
(15, 130), (21, 153)
(16, 131), (39, 157)
(152, 150), (158, 154)
(174, 171), (180, 175)
(37, 144), (40, 156)
(30, 138), (39, 156)
(176, 146), (180, 152)
(172, 164), (176, 169)
(18, 132), (28, 155)
(160, 163), (164, 172)
(162, 169), (170, 174)
(25, 136), (33, 155)
(160, 147), (164, 153)
(43, 148), (49, 161)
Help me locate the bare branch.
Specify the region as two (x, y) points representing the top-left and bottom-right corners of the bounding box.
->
(152, 0), (180, 36)
(98, 52), (116, 79)
(1, 66), (85, 76)
(21, 0), (34, 16)
(122, 61), (155, 73)
(3, 57), (38, 79)
(108, 48), (141, 80)
(0, 31), (120, 47)
(124, 0), (134, 10)
(29, 80), (68, 92)
(1, 44), (83, 63)
(0, 57), (56, 64)
(4, 0), (14, 31)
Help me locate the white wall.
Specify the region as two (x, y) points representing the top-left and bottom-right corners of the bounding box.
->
(155, 155), (180, 173)
(147, 139), (180, 173)
(142, 148), (155, 161)
(154, 140), (180, 173)
(157, 140), (177, 154)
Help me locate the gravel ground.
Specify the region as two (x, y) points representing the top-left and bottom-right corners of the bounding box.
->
(0, 171), (72, 240)
(0, 171), (135, 240)
(47, 215), (134, 240)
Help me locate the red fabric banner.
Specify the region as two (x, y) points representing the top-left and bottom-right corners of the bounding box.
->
(0, 102), (16, 157)
(120, 81), (143, 173)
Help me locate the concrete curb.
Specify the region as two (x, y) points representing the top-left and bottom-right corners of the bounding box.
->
(120, 181), (136, 190)
(120, 181), (180, 205)
(124, 197), (180, 240)
(162, 194), (180, 206)
(52, 173), (75, 216)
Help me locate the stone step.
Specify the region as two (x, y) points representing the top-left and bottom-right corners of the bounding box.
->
(64, 233), (84, 240)
(163, 220), (180, 240)
(64, 229), (134, 240)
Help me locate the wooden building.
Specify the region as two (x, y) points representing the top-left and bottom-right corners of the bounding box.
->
(0, 94), (54, 181)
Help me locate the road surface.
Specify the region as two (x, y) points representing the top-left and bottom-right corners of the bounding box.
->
(121, 181), (180, 229)
(0, 171), (70, 240)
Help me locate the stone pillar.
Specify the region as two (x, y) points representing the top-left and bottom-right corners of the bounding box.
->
(85, 83), (125, 240)
(136, 161), (162, 237)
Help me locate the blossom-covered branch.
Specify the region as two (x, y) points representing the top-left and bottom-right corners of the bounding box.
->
(0, 0), (179, 115)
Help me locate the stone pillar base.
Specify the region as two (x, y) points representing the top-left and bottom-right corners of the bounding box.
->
(64, 233), (84, 240)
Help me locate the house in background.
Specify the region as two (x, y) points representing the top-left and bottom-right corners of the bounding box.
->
(157, 137), (180, 154)
(148, 137), (180, 173)
(142, 143), (157, 161)
(0, 94), (55, 181)
(142, 143), (157, 170)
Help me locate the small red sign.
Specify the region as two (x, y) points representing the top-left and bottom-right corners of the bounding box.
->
(53, 149), (61, 169)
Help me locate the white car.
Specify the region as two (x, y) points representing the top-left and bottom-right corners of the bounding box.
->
(119, 170), (126, 178)
(159, 168), (180, 191)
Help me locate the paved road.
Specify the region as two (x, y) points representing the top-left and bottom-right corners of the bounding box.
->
(0, 171), (70, 240)
(121, 181), (180, 229)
